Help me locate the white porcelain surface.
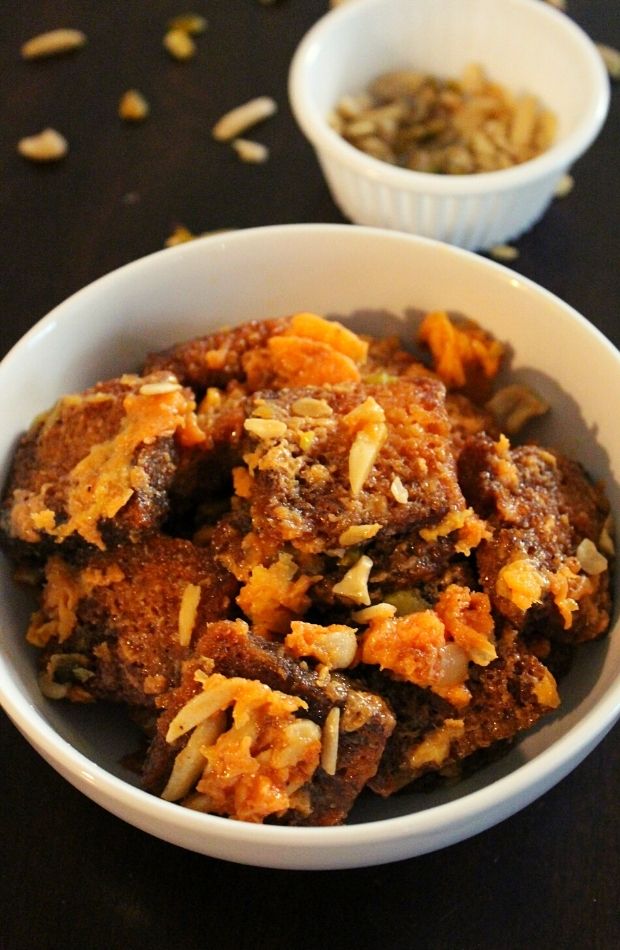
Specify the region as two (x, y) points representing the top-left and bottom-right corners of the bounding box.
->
(289, 0), (609, 250)
(0, 224), (619, 869)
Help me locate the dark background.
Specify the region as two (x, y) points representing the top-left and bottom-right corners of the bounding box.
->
(1, 2), (619, 948)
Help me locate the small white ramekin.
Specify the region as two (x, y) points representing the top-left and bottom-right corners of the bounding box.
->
(289, 0), (610, 251)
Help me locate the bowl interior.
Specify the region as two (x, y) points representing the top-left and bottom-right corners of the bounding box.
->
(1, 225), (618, 862)
(294, 0), (606, 146)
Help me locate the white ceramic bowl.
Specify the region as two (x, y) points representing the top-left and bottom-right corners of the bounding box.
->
(289, 0), (609, 251)
(0, 224), (619, 870)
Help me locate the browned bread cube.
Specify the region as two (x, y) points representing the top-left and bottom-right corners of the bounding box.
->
(143, 619), (395, 825)
(31, 534), (238, 708)
(458, 434), (612, 643)
(0, 374), (198, 560)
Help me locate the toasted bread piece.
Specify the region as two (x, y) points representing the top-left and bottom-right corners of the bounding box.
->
(32, 534), (238, 708)
(367, 627), (559, 796)
(239, 378), (469, 558)
(143, 317), (292, 393)
(0, 375), (196, 560)
(458, 435), (612, 643)
(143, 619), (395, 825)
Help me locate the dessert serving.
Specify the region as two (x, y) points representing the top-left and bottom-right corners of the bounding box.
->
(1, 310), (613, 826)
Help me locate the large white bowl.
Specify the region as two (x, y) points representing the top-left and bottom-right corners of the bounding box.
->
(0, 224), (618, 870)
(289, 0), (610, 250)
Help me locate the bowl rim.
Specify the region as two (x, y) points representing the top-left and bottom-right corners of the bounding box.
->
(288, 0), (610, 196)
(1, 222), (619, 866)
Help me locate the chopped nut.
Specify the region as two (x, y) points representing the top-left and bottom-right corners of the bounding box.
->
(333, 63), (556, 175)
(212, 96), (277, 142)
(352, 602), (397, 623)
(244, 418), (288, 440)
(139, 380), (182, 396)
(178, 582), (201, 646)
(167, 13), (208, 35)
(161, 713), (224, 802)
(390, 476), (409, 504)
(554, 172), (574, 198)
(291, 397), (333, 418)
(17, 128), (68, 162)
(119, 89), (150, 122)
(597, 43), (620, 81)
(231, 138), (269, 164)
(345, 397), (388, 497)
(489, 244), (519, 262)
(21, 28), (86, 60)
(544, 0), (567, 10)
(332, 555), (373, 605)
(251, 401), (277, 419)
(163, 28), (196, 61)
(338, 523), (381, 546)
(286, 622), (358, 669)
(576, 538), (608, 576)
(320, 707), (341, 775)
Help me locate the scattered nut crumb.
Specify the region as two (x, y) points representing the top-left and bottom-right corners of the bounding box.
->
(167, 13), (208, 34)
(597, 43), (620, 81)
(544, 0), (567, 10)
(554, 172), (574, 198)
(165, 225), (195, 247)
(231, 138), (269, 163)
(119, 89), (150, 122)
(163, 28), (196, 61)
(489, 244), (519, 262)
(122, 192), (141, 205)
(212, 96), (277, 142)
(17, 127), (68, 162)
(21, 28), (86, 60)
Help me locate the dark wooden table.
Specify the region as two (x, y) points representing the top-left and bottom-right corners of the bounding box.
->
(1, 3), (619, 948)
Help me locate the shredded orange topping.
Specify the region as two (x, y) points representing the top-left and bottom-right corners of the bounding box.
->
(13, 385), (195, 550)
(56, 388), (193, 548)
(420, 507), (490, 555)
(284, 312), (369, 363)
(434, 585), (496, 665)
(360, 584), (496, 702)
(496, 558), (547, 612)
(418, 310), (504, 392)
(188, 673), (322, 823)
(548, 561), (594, 629)
(236, 553), (317, 637)
(27, 557), (124, 646)
(267, 335), (361, 386)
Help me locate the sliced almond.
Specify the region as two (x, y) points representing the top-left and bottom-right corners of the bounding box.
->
(243, 417), (287, 440)
(231, 138), (269, 164)
(21, 28), (86, 60)
(332, 555), (373, 605)
(212, 96), (277, 142)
